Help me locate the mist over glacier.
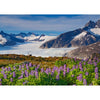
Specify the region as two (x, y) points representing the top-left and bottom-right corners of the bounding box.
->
(0, 40), (76, 57)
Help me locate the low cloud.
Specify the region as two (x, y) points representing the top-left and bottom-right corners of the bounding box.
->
(0, 15), (100, 33)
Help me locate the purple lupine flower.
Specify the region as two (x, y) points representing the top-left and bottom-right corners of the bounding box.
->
(10, 73), (12, 75)
(67, 67), (70, 73)
(85, 58), (89, 62)
(4, 74), (7, 79)
(0, 83), (2, 85)
(26, 66), (29, 70)
(0, 79), (2, 81)
(76, 65), (78, 69)
(95, 73), (99, 79)
(63, 71), (66, 77)
(84, 62), (86, 65)
(53, 66), (57, 71)
(83, 79), (87, 85)
(57, 68), (61, 75)
(84, 67), (87, 71)
(18, 75), (23, 79)
(77, 74), (82, 81)
(26, 64), (28, 67)
(1, 67), (4, 70)
(72, 65), (75, 70)
(30, 70), (35, 76)
(48, 68), (51, 73)
(97, 59), (100, 63)
(35, 71), (38, 78)
(13, 72), (16, 78)
(95, 67), (98, 73)
(37, 65), (40, 69)
(35, 67), (38, 71)
(56, 74), (59, 80)
(94, 62), (97, 66)
(33, 64), (36, 67)
(79, 62), (82, 65)
(13, 66), (16, 70)
(71, 74), (74, 77)
(59, 66), (63, 71)
(85, 72), (89, 76)
(41, 68), (44, 73)
(19, 65), (22, 71)
(79, 63), (82, 69)
(22, 65), (24, 68)
(21, 71), (24, 75)
(5, 68), (8, 71)
(1, 70), (5, 74)
(10, 78), (13, 82)
(64, 64), (66, 70)
(82, 59), (84, 62)
(29, 62), (32, 67)
(80, 67), (83, 71)
(74, 57), (77, 62)
(56, 67), (59, 71)
(8, 67), (11, 71)
(45, 68), (49, 75)
(51, 70), (55, 76)
(23, 80), (28, 85)
(23, 82), (26, 85)
(55, 67), (58, 71)
(25, 70), (28, 77)
(88, 60), (92, 64)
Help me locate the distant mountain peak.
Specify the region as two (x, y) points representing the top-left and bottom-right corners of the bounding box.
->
(0, 30), (24, 46)
(96, 19), (100, 28)
(0, 30), (4, 33)
(84, 20), (96, 29)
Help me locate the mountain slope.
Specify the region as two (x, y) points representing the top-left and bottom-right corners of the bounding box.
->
(40, 20), (100, 48)
(65, 42), (100, 59)
(40, 28), (83, 48)
(0, 31), (24, 46)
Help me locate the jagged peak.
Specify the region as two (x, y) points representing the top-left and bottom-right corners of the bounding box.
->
(0, 30), (4, 33)
(84, 20), (96, 28)
(96, 19), (100, 28)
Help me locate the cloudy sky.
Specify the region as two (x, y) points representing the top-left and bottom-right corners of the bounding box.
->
(0, 15), (100, 35)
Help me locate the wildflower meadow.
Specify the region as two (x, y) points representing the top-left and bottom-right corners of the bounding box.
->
(0, 56), (100, 85)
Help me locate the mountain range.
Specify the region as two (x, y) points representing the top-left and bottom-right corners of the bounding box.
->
(40, 20), (100, 48)
(0, 31), (46, 46)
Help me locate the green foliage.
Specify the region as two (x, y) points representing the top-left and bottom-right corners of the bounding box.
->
(55, 60), (67, 67)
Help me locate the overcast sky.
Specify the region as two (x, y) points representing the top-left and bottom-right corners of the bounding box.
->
(0, 15), (100, 35)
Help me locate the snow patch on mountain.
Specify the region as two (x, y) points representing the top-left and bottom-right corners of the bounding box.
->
(21, 35), (56, 42)
(0, 35), (7, 45)
(73, 31), (87, 40)
(90, 28), (100, 35)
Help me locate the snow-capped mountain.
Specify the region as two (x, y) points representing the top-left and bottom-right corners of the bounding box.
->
(0, 31), (24, 46)
(12, 32), (47, 42)
(40, 20), (100, 48)
(0, 31), (54, 46)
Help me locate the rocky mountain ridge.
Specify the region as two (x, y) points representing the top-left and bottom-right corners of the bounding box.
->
(40, 20), (100, 48)
(65, 42), (100, 59)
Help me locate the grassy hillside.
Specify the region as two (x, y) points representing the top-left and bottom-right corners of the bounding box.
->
(0, 54), (70, 68)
